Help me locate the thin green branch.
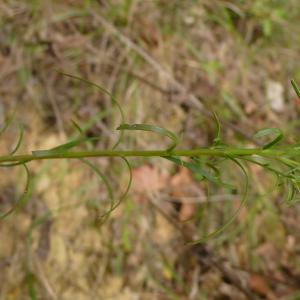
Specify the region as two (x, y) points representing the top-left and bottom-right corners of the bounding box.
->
(0, 147), (299, 164)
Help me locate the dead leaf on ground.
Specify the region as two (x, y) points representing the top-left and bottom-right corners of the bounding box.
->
(249, 273), (275, 300)
(131, 164), (168, 202)
(170, 168), (205, 221)
(256, 242), (279, 272)
(178, 202), (196, 221)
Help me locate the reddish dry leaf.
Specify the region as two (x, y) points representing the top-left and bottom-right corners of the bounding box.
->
(256, 242), (279, 272)
(179, 202), (196, 221)
(131, 164), (168, 202)
(249, 274), (275, 300)
(170, 168), (199, 220)
(293, 97), (300, 109)
(136, 18), (159, 48)
(170, 168), (191, 184)
(170, 168), (193, 198)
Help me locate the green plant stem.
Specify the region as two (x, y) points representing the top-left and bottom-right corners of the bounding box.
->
(0, 148), (299, 164)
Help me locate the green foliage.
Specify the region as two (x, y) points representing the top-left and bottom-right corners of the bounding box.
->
(292, 79), (300, 99)
(1, 75), (300, 243)
(117, 123), (179, 152)
(253, 128), (283, 149)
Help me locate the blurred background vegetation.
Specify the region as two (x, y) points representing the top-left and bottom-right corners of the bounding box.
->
(1, 0), (300, 299)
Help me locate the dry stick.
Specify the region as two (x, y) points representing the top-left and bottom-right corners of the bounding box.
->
(90, 12), (259, 145)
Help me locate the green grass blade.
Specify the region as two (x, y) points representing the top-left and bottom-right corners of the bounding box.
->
(32, 136), (100, 157)
(71, 119), (84, 136)
(117, 123), (179, 152)
(285, 180), (297, 204)
(212, 111), (222, 146)
(254, 128), (283, 149)
(291, 79), (300, 99)
(26, 272), (37, 300)
(49, 137), (99, 152)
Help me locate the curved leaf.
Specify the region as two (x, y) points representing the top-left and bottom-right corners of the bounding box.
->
(112, 157), (132, 210)
(79, 157), (132, 225)
(79, 158), (115, 224)
(58, 71), (125, 150)
(164, 156), (220, 184)
(0, 163), (32, 220)
(191, 156), (248, 243)
(32, 136), (100, 157)
(117, 123), (179, 152)
(96, 157), (132, 225)
(254, 128), (283, 149)
(15, 164), (32, 212)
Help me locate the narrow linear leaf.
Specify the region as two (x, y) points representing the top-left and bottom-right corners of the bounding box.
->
(32, 136), (100, 157)
(204, 160), (235, 190)
(192, 156), (248, 243)
(26, 272), (38, 300)
(96, 157), (132, 224)
(254, 128), (283, 149)
(58, 71), (125, 149)
(49, 136), (100, 152)
(291, 79), (300, 99)
(71, 119), (84, 136)
(0, 159), (31, 167)
(212, 111), (222, 146)
(205, 161), (221, 178)
(112, 157), (132, 210)
(278, 157), (299, 168)
(164, 156), (220, 184)
(117, 123), (179, 152)
(0, 163), (32, 220)
(79, 158), (115, 224)
(15, 164), (32, 212)
(239, 156), (288, 179)
(286, 180), (297, 204)
(239, 156), (286, 200)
